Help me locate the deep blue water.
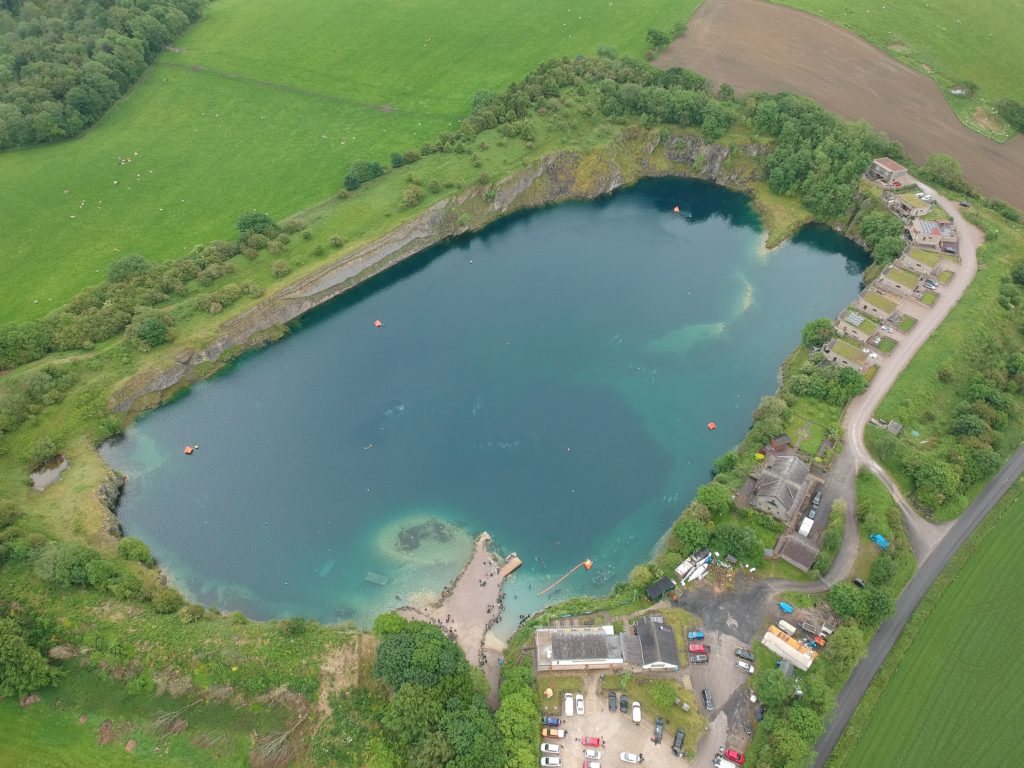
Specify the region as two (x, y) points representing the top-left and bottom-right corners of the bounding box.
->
(101, 178), (868, 629)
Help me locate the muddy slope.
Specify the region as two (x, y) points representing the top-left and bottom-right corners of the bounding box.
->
(656, 0), (1024, 210)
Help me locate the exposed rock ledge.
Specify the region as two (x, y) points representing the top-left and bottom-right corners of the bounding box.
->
(110, 129), (765, 414)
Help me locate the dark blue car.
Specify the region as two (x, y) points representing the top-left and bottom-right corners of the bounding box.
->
(608, 691), (617, 712)
(541, 716), (561, 726)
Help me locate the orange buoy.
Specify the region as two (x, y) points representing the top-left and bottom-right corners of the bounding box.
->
(673, 205), (680, 213)
(183, 445), (194, 455)
(707, 422), (717, 431)
(373, 320), (383, 328)
(583, 559), (593, 570)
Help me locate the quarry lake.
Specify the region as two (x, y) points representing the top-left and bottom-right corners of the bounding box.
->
(101, 178), (868, 630)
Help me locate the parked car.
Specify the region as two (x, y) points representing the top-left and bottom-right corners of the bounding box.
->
(688, 643), (708, 653)
(583, 761), (601, 768)
(852, 577), (866, 588)
(654, 716), (664, 744)
(582, 737), (601, 748)
(631, 701), (642, 724)
(724, 748), (746, 764)
(923, 279), (939, 289)
(540, 758), (562, 767)
(687, 629), (704, 640)
(942, 246), (957, 254)
(811, 489), (822, 508)
(583, 747), (601, 759)
(736, 660), (755, 675)
(689, 653), (709, 664)
(608, 691), (617, 711)
(959, 200), (971, 207)
(672, 726), (686, 756)
(880, 323), (893, 332)
(542, 728), (566, 739)
(541, 743), (560, 754)
(702, 689), (714, 711)
(619, 753), (642, 764)
(563, 692), (574, 717)
(807, 507), (817, 520)
(734, 648), (755, 662)
(755, 704), (768, 721)
(620, 693), (628, 713)
(922, 194), (934, 202)
(541, 716), (561, 726)
(576, 692), (585, 716)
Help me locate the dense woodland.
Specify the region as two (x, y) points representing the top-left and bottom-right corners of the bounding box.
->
(0, 0), (205, 149)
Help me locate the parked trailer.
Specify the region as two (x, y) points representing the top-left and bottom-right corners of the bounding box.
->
(800, 621), (817, 634)
(778, 619), (797, 636)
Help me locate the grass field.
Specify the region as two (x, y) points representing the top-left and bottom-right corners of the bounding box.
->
(832, 481), (1024, 768)
(772, 0), (1023, 139)
(0, 0), (699, 323)
(0, 669), (287, 768)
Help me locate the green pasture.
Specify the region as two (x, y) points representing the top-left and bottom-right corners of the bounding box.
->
(772, 0), (1023, 138)
(835, 486), (1024, 768)
(0, 0), (698, 323)
(0, 669), (286, 768)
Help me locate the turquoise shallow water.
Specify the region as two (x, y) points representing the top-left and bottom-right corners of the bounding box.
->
(100, 178), (868, 630)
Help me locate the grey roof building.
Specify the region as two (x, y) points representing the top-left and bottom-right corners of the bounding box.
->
(634, 616), (680, 671)
(534, 626), (625, 672)
(750, 454), (813, 524)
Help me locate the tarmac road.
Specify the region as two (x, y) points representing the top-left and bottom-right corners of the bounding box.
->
(812, 443), (1024, 766)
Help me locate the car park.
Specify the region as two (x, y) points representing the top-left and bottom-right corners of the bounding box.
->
(689, 653), (709, 664)
(542, 728), (566, 739)
(619, 693), (628, 712)
(631, 701), (642, 724)
(735, 647), (755, 662)
(688, 643), (708, 653)
(687, 629), (704, 640)
(582, 737), (601, 748)
(672, 726), (685, 756)
(702, 688), (714, 711)
(540, 758), (562, 767)
(563, 692), (574, 717)
(736, 660), (755, 674)
(541, 743), (560, 754)
(654, 716), (664, 744)
(541, 716), (561, 726)
(576, 692), (585, 716)
(608, 690), (617, 711)
(620, 753), (642, 765)
(724, 748), (746, 764)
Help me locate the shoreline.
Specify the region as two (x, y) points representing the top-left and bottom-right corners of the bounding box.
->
(397, 531), (510, 707)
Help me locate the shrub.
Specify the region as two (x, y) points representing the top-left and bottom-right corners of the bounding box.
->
(125, 313), (170, 351)
(330, 234), (344, 248)
(117, 537), (155, 567)
(271, 260), (293, 278)
(33, 541), (98, 586)
(107, 254), (152, 284)
(149, 587), (185, 614)
(237, 211), (279, 239)
(179, 604), (205, 624)
(401, 186), (425, 210)
(344, 159), (385, 191)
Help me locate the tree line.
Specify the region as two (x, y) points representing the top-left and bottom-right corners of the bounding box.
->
(0, 0), (205, 150)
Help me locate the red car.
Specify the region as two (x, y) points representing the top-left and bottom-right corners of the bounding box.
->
(688, 643), (708, 653)
(724, 748), (746, 764)
(581, 736), (601, 747)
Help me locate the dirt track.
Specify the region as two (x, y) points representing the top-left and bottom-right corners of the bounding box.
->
(656, 0), (1024, 211)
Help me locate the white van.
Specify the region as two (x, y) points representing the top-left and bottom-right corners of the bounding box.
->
(778, 619), (797, 635)
(563, 692), (574, 717)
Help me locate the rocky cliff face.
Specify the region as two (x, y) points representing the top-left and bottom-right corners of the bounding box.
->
(110, 130), (767, 414)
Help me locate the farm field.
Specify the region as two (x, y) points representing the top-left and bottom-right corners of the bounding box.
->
(772, 0), (1024, 136)
(0, 0), (698, 324)
(834, 486), (1024, 768)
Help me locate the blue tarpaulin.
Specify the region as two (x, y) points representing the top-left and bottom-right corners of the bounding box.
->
(779, 602), (794, 614)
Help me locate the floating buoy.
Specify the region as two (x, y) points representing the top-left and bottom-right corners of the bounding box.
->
(183, 445), (194, 455)
(373, 319), (383, 328)
(673, 205), (680, 213)
(583, 559), (593, 570)
(707, 422), (717, 431)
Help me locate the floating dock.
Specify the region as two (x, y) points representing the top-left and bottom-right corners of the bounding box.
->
(498, 552), (522, 578)
(365, 571), (389, 586)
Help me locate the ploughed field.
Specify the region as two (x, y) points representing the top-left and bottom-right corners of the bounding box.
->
(0, 0), (699, 322)
(655, 0), (1024, 210)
